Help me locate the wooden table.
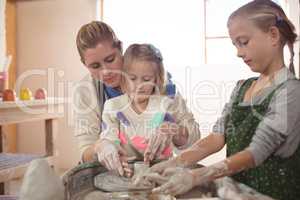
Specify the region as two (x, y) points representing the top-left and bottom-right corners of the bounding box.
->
(0, 98), (64, 195)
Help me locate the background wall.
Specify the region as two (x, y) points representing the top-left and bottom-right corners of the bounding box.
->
(14, 0), (300, 171)
(15, 0), (97, 170)
(0, 0), (5, 71)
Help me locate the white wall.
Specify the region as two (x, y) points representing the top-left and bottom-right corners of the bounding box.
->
(16, 0), (97, 170)
(287, 0), (300, 77)
(0, 0), (5, 72)
(14, 0), (299, 170)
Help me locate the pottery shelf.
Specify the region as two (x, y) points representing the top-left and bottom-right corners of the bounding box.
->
(0, 196), (18, 200)
(0, 153), (41, 183)
(0, 98), (64, 195)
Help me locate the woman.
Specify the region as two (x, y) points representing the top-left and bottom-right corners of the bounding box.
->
(73, 21), (201, 175)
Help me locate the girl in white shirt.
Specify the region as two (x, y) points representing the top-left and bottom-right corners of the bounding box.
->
(99, 44), (201, 176)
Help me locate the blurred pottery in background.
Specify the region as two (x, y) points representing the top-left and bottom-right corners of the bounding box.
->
(20, 88), (33, 100)
(34, 88), (47, 100)
(0, 71), (8, 98)
(3, 89), (16, 101)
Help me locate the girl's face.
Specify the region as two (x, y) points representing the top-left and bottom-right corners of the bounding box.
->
(83, 41), (123, 88)
(228, 17), (278, 74)
(124, 60), (157, 104)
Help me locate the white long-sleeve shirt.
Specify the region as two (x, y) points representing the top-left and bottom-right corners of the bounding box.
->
(100, 93), (201, 158)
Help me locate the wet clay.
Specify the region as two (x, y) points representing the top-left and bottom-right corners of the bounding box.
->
(94, 171), (154, 192)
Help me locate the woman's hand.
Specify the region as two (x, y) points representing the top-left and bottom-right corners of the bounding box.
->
(94, 139), (127, 176)
(144, 122), (180, 163)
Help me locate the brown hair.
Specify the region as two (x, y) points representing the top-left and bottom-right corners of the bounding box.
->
(228, 0), (298, 74)
(76, 21), (122, 64)
(122, 44), (165, 94)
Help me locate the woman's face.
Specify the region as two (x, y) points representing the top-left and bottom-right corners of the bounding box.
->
(124, 60), (157, 104)
(83, 41), (123, 88)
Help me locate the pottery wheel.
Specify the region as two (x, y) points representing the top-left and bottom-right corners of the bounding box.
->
(84, 190), (175, 200)
(94, 171), (154, 192)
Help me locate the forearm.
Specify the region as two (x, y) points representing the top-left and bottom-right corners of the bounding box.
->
(225, 150), (255, 175)
(192, 150), (255, 184)
(175, 133), (225, 167)
(74, 82), (102, 162)
(169, 93), (201, 149)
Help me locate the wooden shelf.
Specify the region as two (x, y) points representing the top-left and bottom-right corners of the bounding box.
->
(0, 153), (41, 182)
(0, 98), (64, 125)
(0, 196), (18, 200)
(0, 98), (64, 194)
(0, 98), (64, 108)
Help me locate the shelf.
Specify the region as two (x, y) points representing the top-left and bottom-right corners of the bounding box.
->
(0, 153), (41, 182)
(0, 98), (64, 109)
(0, 98), (63, 194)
(0, 196), (18, 200)
(0, 98), (64, 125)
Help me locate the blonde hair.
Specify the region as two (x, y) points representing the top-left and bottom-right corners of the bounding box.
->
(228, 0), (298, 74)
(76, 21), (122, 64)
(122, 44), (165, 94)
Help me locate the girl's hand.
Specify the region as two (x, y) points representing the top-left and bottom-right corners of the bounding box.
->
(153, 160), (231, 196)
(94, 139), (127, 176)
(133, 159), (177, 186)
(144, 122), (178, 163)
(120, 156), (137, 178)
(152, 167), (197, 196)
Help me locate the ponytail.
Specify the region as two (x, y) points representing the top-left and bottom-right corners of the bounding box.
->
(275, 15), (297, 75)
(228, 0), (298, 76)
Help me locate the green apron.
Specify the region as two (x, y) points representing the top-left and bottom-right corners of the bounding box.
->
(225, 78), (300, 200)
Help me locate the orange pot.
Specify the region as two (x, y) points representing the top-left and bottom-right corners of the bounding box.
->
(3, 89), (16, 101)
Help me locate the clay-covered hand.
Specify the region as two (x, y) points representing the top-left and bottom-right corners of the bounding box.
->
(152, 167), (197, 196)
(120, 156), (137, 178)
(133, 158), (178, 186)
(153, 161), (230, 196)
(94, 139), (127, 176)
(144, 122), (178, 163)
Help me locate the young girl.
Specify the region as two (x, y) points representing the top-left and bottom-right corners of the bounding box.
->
(136, 1), (300, 199)
(98, 43), (201, 176)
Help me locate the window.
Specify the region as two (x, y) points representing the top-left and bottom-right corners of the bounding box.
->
(204, 0), (285, 64)
(101, 0), (295, 125)
(205, 0), (252, 64)
(103, 0), (204, 68)
(101, 0), (299, 164)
